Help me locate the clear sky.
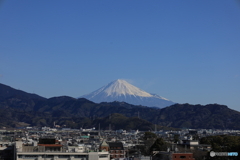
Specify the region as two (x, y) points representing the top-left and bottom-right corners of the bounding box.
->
(0, 0), (240, 111)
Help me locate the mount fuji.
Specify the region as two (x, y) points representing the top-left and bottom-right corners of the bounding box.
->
(81, 79), (175, 108)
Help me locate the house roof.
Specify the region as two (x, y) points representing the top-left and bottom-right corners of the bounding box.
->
(100, 140), (109, 147)
(108, 142), (124, 150)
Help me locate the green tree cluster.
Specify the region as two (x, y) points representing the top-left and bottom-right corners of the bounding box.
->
(200, 135), (240, 160)
(150, 137), (168, 152)
(140, 132), (158, 155)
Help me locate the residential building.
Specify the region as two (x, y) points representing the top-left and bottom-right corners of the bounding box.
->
(108, 142), (125, 159)
(172, 153), (195, 160)
(15, 138), (110, 160)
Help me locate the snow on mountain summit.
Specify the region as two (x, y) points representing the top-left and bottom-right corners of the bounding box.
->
(103, 79), (152, 97)
(81, 79), (175, 108)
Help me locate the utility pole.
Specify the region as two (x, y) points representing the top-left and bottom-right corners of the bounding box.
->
(99, 123), (101, 137)
(109, 114), (111, 131)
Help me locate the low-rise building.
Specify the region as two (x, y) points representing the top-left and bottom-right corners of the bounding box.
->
(15, 138), (109, 160)
(152, 151), (195, 160)
(108, 142), (125, 159)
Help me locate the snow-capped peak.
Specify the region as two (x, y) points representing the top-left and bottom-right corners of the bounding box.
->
(103, 79), (152, 97)
(80, 79), (175, 108)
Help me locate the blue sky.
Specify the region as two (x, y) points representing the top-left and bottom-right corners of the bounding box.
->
(0, 0), (240, 111)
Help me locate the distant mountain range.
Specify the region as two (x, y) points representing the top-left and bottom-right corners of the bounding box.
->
(81, 79), (175, 108)
(0, 83), (240, 130)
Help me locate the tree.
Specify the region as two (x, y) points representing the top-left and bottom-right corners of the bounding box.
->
(200, 135), (240, 160)
(141, 132), (158, 155)
(173, 134), (180, 143)
(150, 138), (168, 152)
(143, 131), (157, 140)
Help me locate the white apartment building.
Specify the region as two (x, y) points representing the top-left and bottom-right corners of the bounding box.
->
(15, 141), (110, 160)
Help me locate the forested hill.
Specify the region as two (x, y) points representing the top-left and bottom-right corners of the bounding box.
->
(0, 83), (240, 130)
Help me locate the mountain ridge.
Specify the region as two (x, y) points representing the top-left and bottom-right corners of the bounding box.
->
(1, 82), (240, 130)
(0, 83), (45, 100)
(81, 79), (175, 108)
